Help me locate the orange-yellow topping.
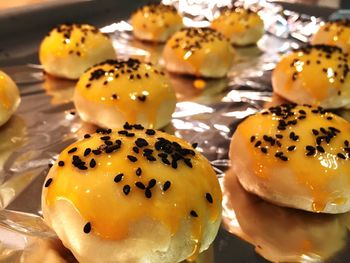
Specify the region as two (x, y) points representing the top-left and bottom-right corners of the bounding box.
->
(211, 7), (263, 44)
(39, 24), (114, 62)
(311, 20), (350, 53)
(75, 59), (176, 128)
(273, 45), (350, 104)
(43, 124), (222, 248)
(131, 4), (183, 42)
(164, 27), (234, 75)
(235, 104), (350, 212)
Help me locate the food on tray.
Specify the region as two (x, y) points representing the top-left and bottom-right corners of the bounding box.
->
(0, 70), (21, 127)
(272, 45), (350, 109)
(311, 19), (350, 53)
(39, 24), (116, 80)
(222, 169), (348, 262)
(42, 124), (222, 263)
(74, 58), (176, 129)
(211, 6), (264, 46)
(131, 3), (183, 43)
(230, 104), (350, 214)
(163, 28), (235, 78)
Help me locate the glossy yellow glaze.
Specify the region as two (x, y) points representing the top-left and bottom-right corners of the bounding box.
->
(211, 7), (263, 41)
(236, 105), (350, 212)
(131, 4), (182, 41)
(39, 24), (113, 62)
(75, 59), (176, 128)
(273, 45), (350, 102)
(0, 71), (19, 110)
(164, 28), (234, 75)
(43, 128), (222, 251)
(312, 22), (350, 53)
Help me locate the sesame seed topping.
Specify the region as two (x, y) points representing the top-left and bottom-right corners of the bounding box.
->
(58, 161), (65, 167)
(190, 210), (198, 217)
(45, 178), (53, 188)
(123, 185), (131, 195)
(163, 181), (171, 191)
(68, 147), (77, 154)
(114, 173), (124, 183)
(83, 222), (91, 234)
(127, 155), (138, 162)
(206, 193), (213, 203)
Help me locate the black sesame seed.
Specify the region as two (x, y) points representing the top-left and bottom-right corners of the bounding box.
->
(190, 210), (198, 217)
(90, 158), (96, 168)
(145, 129), (156, 136)
(145, 188), (152, 198)
(312, 129), (319, 135)
(254, 141), (262, 147)
(92, 149), (102, 155)
(206, 193), (213, 203)
(133, 147), (139, 154)
(100, 136), (110, 141)
(148, 179), (156, 188)
(135, 138), (149, 147)
(337, 153), (346, 159)
(135, 182), (146, 189)
(276, 134), (283, 139)
(136, 167), (142, 176)
(127, 155), (138, 162)
(163, 181), (171, 191)
(250, 136), (256, 142)
(126, 133), (135, 137)
(104, 140), (113, 146)
(84, 134), (91, 139)
(68, 147), (77, 154)
(123, 185), (131, 195)
(114, 173), (124, 183)
(58, 161), (65, 167)
(45, 178), (53, 187)
(84, 148), (91, 156)
(83, 223), (91, 234)
(316, 146), (325, 153)
(261, 147), (268, 154)
(288, 145), (296, 151)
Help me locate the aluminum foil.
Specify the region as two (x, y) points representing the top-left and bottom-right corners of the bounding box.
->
(1, 1), (349, 262)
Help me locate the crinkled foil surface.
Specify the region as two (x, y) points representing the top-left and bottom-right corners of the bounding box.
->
(1, 0), (350, 262)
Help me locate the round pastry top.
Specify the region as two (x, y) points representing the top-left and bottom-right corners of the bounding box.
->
(273, 44), (350, 101)
(39, 24), (112, 60)
(164, 27), (234, 69)
(312, 19), (350, 51)
(234, 104), (350, 212)
(75, 59), (176, 127)
(43, 124), (222, 243)
(0, 70), (19, 111)
(131, 3), (182, 38)
(211, 7), (263, 37)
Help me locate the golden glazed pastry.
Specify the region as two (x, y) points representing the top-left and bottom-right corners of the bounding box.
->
(272, 45), (350, 109)
(230, 104), (350, 214)
(211, 6), (264, 46)
(163, 27), (235, 78)
(74, 59), (176, 129)
(39, 24), (115, 80)
(131, 3), (183, 43)
(42, 124), (222, 263)
(311, 19), (350, 53)
(0, 70), (20, 127)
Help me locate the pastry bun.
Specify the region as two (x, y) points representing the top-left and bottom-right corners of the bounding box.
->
(163, 27), (235, 78)
(211, 6), (264, 46)
(131, 3), (183, 43)
(272, 44), (350, 109)
(39, 24), (116, 80)
(311, 19), (350, 53)
(230, 104), (350, 214)
(42, 124), (222, 263)
(74, 59), (176, 129)
(0, 70), (20, 127)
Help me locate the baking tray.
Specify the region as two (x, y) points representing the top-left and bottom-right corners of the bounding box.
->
(1, 1), (350, 262)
